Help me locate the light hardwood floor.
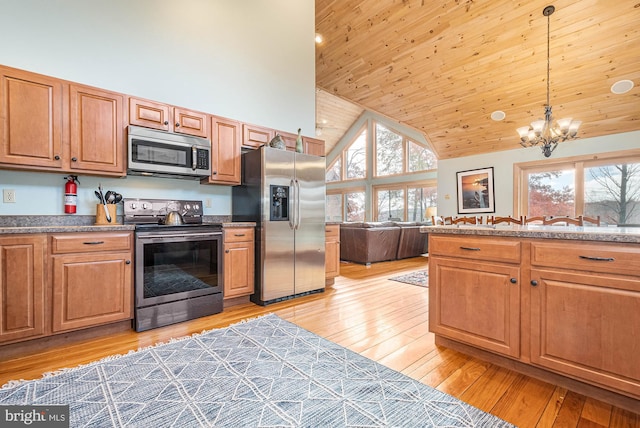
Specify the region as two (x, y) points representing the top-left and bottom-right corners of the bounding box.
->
(1, 257), (638, 427)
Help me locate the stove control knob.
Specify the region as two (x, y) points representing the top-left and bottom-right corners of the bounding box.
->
(184, 204), (191, 211)
(131, 203), (137, 209)
(142, 203), (148, 209)
(194, 204), (200, 210)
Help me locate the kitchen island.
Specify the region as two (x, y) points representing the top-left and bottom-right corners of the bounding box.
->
(422, 224), (640, 412)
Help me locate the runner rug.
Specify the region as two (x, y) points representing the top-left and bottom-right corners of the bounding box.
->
(0, 314), (511, 427)
(388, 269), (429, 287)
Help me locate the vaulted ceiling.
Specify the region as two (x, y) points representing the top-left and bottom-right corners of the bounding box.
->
(315, 0), (640, 159)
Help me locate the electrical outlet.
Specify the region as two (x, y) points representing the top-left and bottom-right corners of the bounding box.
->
(205, 198), (212, 208)
(3, 189), (16, 203)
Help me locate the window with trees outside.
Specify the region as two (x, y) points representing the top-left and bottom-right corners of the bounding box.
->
(326, 118), (438, 222)
(515, 150), (640, 225)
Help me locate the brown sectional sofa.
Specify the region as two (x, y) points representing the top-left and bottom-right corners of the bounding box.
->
(339, 221), (429, 265)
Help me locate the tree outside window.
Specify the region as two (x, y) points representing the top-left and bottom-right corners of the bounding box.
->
(346, 129), (366, 180)
(585, 162), (640, 225)
(375, 123), (403, 176)
(376, 189), (404, 221)
(408, 185), (437, 222)
(325, 194), (343, 221)
(345, 191), (365, 221)
(527, 170), (575, 216)
(326, 158), (341, 182)
(408, 141), (437, 172)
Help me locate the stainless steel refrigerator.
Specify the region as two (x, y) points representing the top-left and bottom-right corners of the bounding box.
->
(232, 146), (326, 305)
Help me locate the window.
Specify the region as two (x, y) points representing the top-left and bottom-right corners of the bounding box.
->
(373, 183), (437, 222)
(515, 150), (640, 225)
(326, 157), (341, 182)
(374, 123), (437, 177)
(325, 117), (438, 221)
(346, 128), (366, 180)
(345, 191), (365, 221)
(375, 123), (403, 176)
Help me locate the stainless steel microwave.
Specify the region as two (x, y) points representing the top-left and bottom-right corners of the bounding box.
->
(127, 125), (212, 179)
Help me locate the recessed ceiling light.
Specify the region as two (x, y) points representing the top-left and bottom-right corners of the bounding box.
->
(315, 33), (323, 44)
(611, 79), (634, 94)
(491, 110), (506, 121)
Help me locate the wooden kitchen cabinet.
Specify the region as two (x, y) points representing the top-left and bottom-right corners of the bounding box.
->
(0, 235), (47, 344)
(69, 84), (126, 175)
(325, 224), (340, 285)
(223, 227), (255, 299)
(429, 235), (522, 358)
(129, 96), (209, 138)
(0, 66), (64, 169)
(50, 232), (133, 333)
(203, 116), (241, 185)
(242, 123), (274, 149)
(529, 240), (640, 398)
(303, 136), (325, 156)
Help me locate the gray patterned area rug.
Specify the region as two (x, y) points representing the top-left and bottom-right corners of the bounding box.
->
(0, 314), (512, 427)
(389, 269), (429, 287)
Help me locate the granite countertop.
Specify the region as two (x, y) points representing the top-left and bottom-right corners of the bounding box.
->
(420, 224), (640, 244)
(0, 215), (254, 235)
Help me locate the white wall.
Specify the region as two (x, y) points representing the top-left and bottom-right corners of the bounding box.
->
(436, 131), (640, 216)
(0, 0), (315, 215)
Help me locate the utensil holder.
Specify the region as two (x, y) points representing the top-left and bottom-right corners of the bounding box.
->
(95, 204), (118, 225)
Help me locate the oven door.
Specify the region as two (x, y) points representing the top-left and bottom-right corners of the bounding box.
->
(135, 231), (222, 308)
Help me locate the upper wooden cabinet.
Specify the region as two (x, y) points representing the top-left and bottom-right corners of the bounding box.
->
(242, 123), (274, 149)
(69, 84), (125, 175)
(129, 97), (208, 138)
(203, 116), (241, 185)
(0, 66), (64, 169)
(0, 66), (125, 176)
(303, 136), (325, 156)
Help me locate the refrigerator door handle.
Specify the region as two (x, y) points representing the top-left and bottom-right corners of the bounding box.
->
(289, 178), (296, 230)
(295, 178), (301, 230)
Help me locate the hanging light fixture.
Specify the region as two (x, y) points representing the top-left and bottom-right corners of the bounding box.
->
(517, 5), (581, 157)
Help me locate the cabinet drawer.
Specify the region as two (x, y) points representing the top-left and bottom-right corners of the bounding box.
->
(50, 232), (132, 254)
(429, 235), (521, 263)
(325, 225), (339, 238)
(224, 228), (254, 243)
(530, 240), (640, 276)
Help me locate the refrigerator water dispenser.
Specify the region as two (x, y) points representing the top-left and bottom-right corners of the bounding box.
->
(270, 185), (289, 221)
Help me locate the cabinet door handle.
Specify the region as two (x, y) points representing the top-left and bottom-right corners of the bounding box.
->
(530, 280), (538, 286)
(579, 255), (615, 262)
(163, 120), (169, 125)
(225, 249), (230, 253)
(234, 233), (245, 237)
(125, 260), (131, 264)
(54, 155), (61, 160)
(83, 241), (104, 245)
(175, 122), (180, 127)
(71, 157), (77, 162)
(510, 278), (517, 284)
(460, 246), (481, 251)
(212, 171), (218, 175)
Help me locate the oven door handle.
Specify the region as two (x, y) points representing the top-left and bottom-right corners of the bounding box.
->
(138, 233), (221, 242)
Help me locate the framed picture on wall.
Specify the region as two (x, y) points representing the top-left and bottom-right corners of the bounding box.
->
(456, 167), (495, 214)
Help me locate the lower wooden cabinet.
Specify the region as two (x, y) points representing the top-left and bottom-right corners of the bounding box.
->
(223, 227), (255, 299)
(325, 224), (340, 284)
(0, 235), (47, 344)
(50, 232), (133, 333)
(429, 233), (640, 402)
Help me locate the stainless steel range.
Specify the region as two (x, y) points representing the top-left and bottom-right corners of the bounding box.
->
(124, 198), (223, 332)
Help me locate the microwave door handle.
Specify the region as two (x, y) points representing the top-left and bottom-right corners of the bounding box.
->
(191, 146), (197, 170)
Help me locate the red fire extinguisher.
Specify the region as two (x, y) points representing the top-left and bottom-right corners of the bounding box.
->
(64, 175), (80, 214)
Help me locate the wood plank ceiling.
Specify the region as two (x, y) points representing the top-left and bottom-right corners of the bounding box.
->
(315, 0), (640, 159)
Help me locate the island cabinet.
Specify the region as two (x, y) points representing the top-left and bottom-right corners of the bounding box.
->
(429, 235), (522, 358)
(128, 96), (208, 138)
(528, 240), (640, 398)
(428, 231), (640, 404)
(203, 116), (241, 185)
(325, 224), (340, 285)
(0, 235), (47, 344)
(223, 227), (255, 299)
(50, 232), (133, 333)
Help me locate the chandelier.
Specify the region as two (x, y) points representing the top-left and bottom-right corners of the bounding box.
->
(516, 5), (581, 158)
